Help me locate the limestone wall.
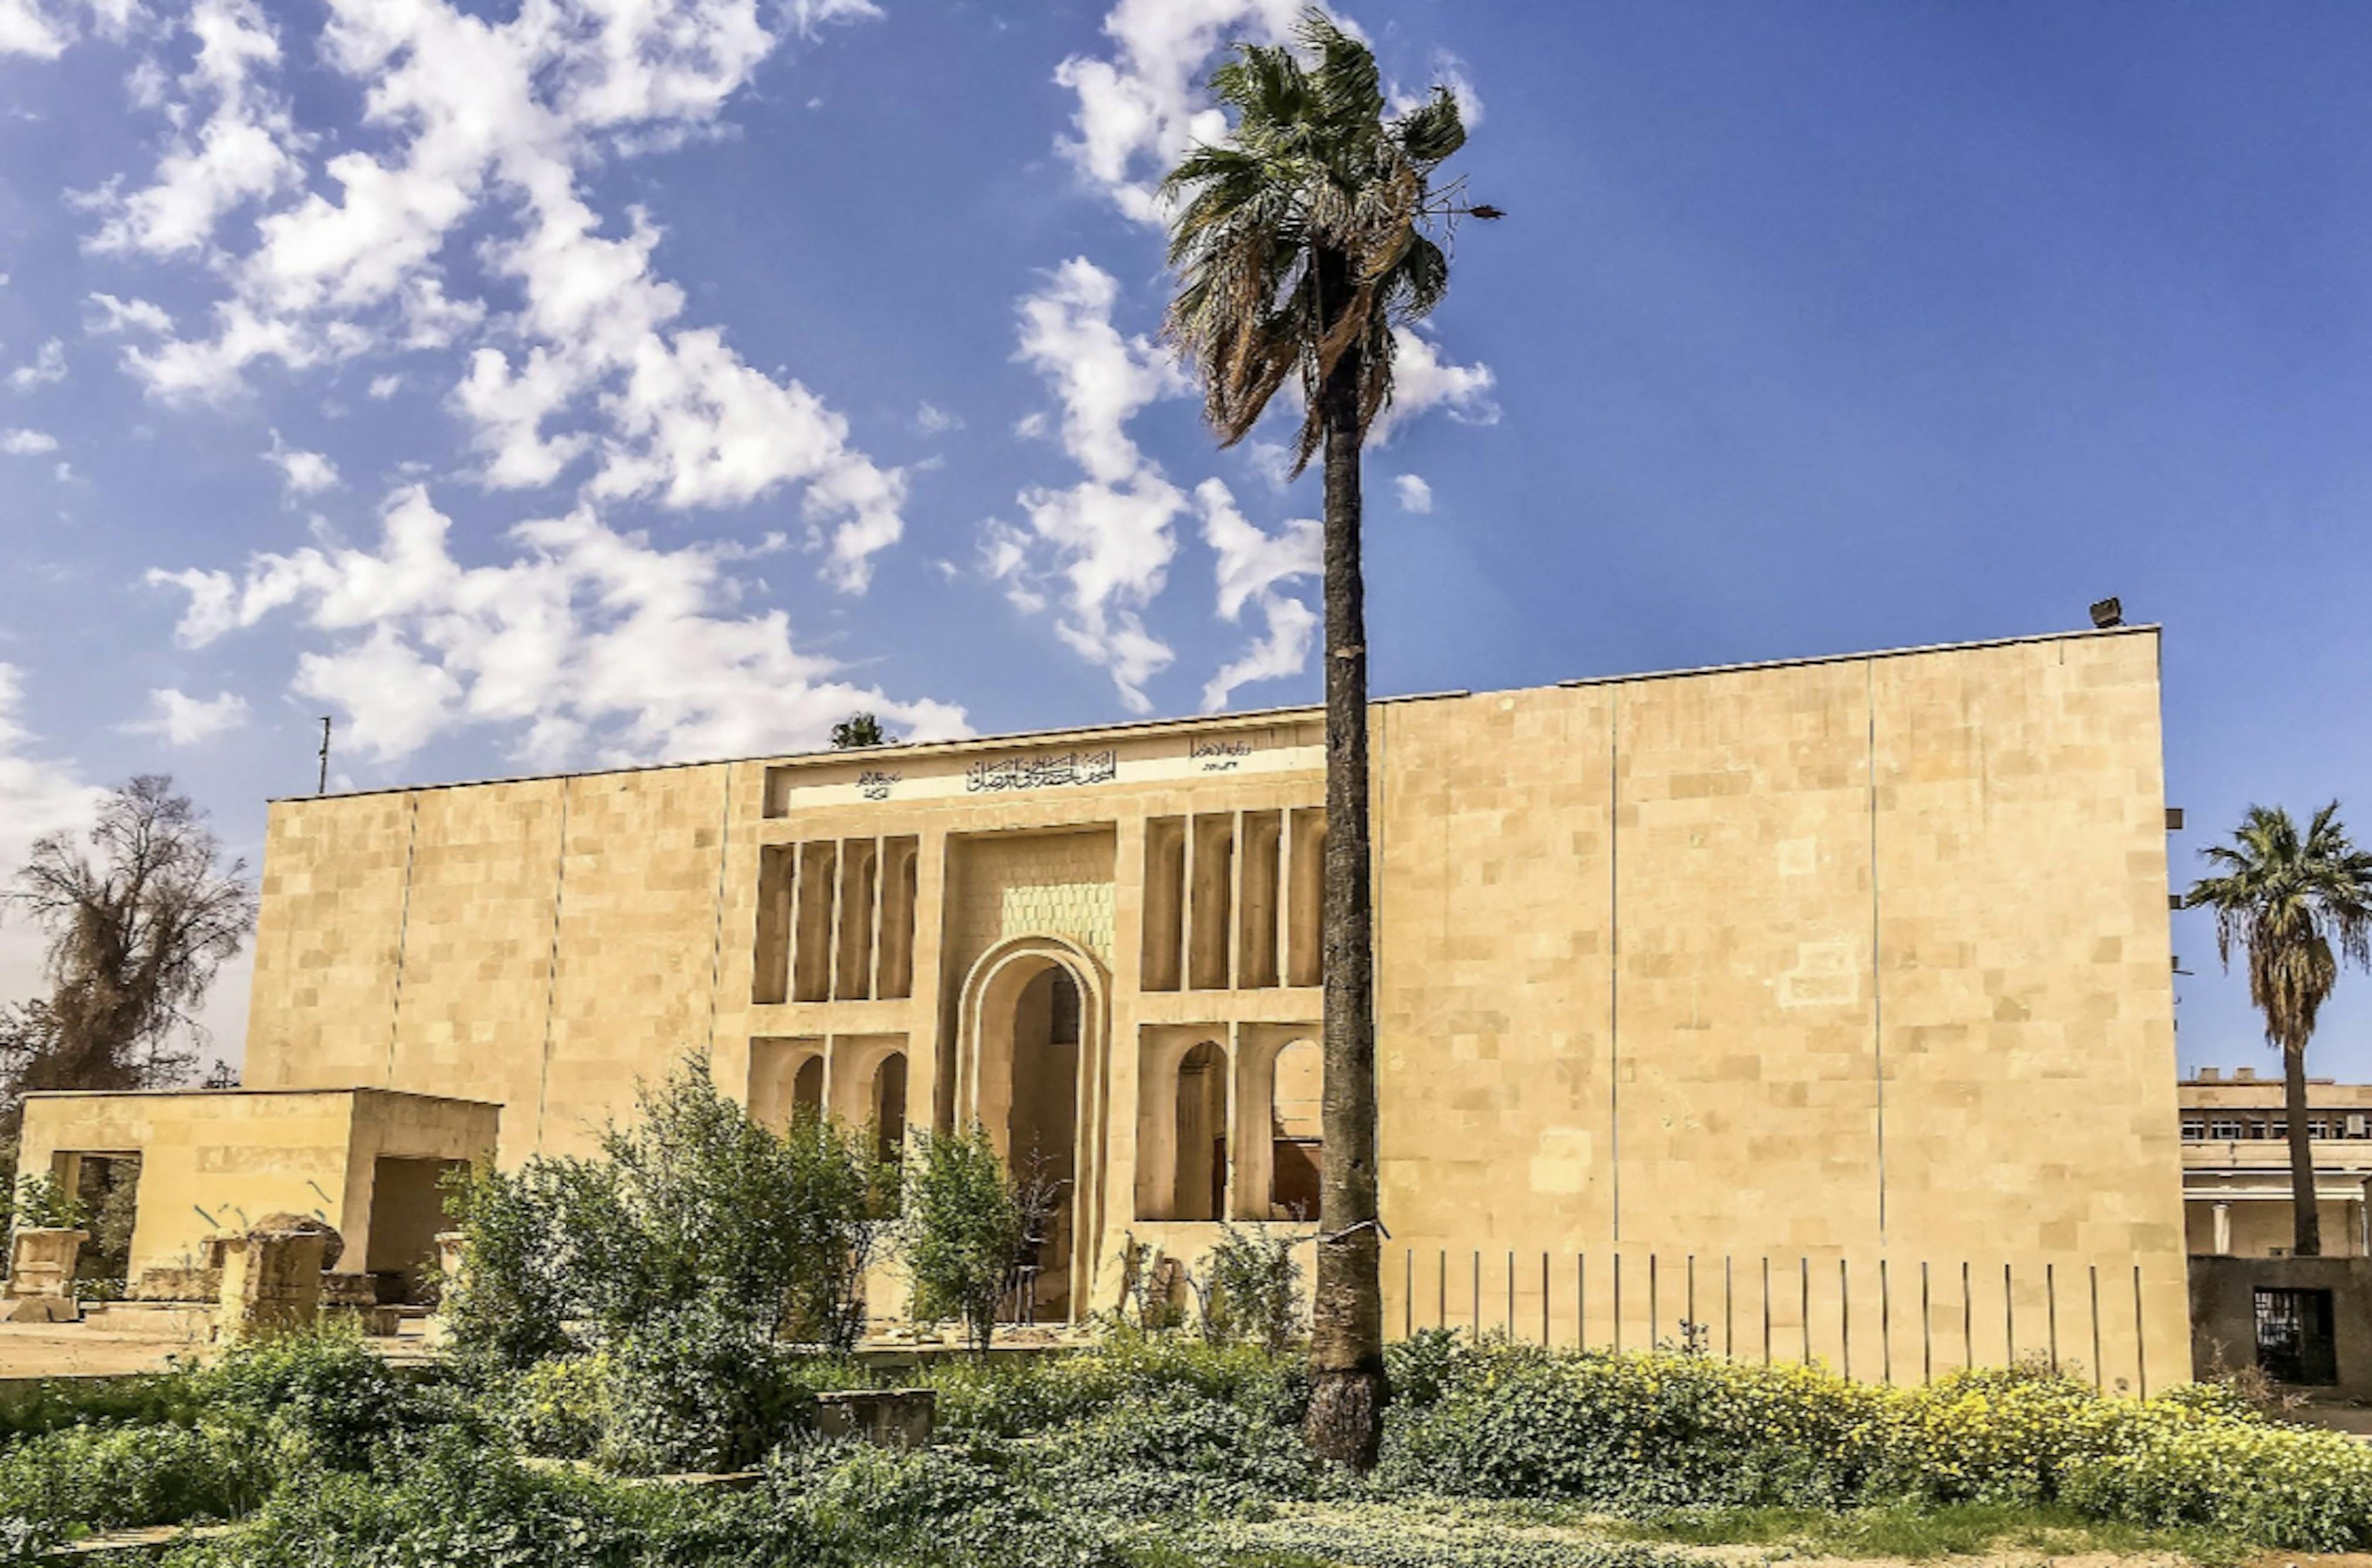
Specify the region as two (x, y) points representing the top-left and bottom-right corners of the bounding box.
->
(233, 628), (2184, 1382)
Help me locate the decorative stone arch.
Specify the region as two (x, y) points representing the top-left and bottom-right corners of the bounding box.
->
(1231, 1029), (1322, 1221)
(951, 934), (1112, 1322)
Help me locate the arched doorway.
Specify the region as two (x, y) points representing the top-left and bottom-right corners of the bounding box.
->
(954, 937), (1108, 1324)
(872, 1052), (908, 1164)
(793, 1055), (825, 1121)
(1174, 1040), (1228, 1220)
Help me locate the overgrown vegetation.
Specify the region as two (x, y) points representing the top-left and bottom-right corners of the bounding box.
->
(10, 1060), (2364, 1564)
(899, 1124), (1027, 1354)
(439, 1057), (901, 1472)
(0, 1325), (2364, 1564)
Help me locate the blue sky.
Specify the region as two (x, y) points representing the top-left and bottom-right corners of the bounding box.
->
(1, 0), (2367, 1078)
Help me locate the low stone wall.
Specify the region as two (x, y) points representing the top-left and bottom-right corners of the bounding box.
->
(217, 1230), (328, 1340)
(2189, 1254), (2372, 1399)
(814, 1388), (934, 1449)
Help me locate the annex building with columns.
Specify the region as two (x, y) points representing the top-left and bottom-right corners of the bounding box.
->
(21, 623), (2194, 1385)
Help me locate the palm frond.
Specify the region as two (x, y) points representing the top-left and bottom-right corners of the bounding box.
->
(1156, 7), (1482, 473)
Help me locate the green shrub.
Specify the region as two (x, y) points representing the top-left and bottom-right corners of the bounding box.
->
(1382, 1341), (1882, 1509)
(591, 1303), (846, 1475)
(440, 1156), (574, 1369)
(901, 1125), (1026, 1353)
(0, 1422), (267, 1553)
(0, 1371), (204, 1441)
(924, 1329), (1306, 1438)
(1022, 1386), (1317, 1518)
(769, 1438), (1126, 1568)
(190, 1325), (469, 1470)
(1190, 1225), (1307, 1353)
(1379, 1339), (2372, 1551)
(161, 1427), (826, 1568)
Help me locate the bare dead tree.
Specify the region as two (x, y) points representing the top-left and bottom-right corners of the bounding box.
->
(1, 776), (257, 1134)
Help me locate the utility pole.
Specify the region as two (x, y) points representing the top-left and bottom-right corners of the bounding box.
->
(316, 716), (332, 796)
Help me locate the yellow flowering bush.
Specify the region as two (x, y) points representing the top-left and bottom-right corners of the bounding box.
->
(1382, 1334), (2372, 1549)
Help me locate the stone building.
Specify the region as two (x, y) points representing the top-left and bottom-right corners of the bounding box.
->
(2180, 1067), (2372, 1257)
(21, 625), (2191, 1384)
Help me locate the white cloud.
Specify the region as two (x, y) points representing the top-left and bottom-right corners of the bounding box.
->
(86, 292), (174, 335)
(120, 687), (249, 746)
(8, 338), (65, 391)
(80, 0), (303, 258)
(987, 258), (1192, 713)
(1199, 477), (1318, 619)
(264, 429), (339, 495)
(1372, 325), (1499, 443)
(1194, 477), (1320, 711)
(365, 373), (403, 399)
(1, 428), (59, 455)
(73, 0), (907, 591)
(1053, 0), (1303, 223)
(1394, 473), (1433, 513)
(0, 0), (70, 59)
(150, 484), (968, 768)
(914, 401), (962, 435)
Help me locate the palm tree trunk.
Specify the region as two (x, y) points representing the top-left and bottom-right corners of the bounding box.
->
(1302, 252), (1387, 1471)
(2283, 1043), (2322, 1256)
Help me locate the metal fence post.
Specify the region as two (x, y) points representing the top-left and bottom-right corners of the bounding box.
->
(1962, 1260), (1973, 1369)
(2046, 1262), (2059, 1374)
(1920, 1261), (1932, 1385)
(2088, 1263), (2103, 1391)
(1840, 1257), (1852, 1381)
(1761, 1256), (1772, 1365)
(2134, 1263), (2148, 1399)
(1879, 1258), (1892, 1386)
(1800, 1256), (1811, 1365)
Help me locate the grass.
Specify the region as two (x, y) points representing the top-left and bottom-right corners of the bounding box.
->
(1606, 1502), (2253, 1564)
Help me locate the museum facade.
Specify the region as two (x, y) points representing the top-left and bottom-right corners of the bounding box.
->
(21, 624), (2192, 1384)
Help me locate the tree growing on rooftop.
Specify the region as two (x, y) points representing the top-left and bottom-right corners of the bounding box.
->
(1158, 8), (1495, 1468)
(831, 713), (888, 749)
(0, 776), (256, 1139)
(2186, 802), (2372, 1256)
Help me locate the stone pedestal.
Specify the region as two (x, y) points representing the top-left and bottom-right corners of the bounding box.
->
(813, 1388), (935, 1449)
(432, 1231), (466, 1306)
(217, 1229), (328, 1340)
(7, 1228), (87, 1300)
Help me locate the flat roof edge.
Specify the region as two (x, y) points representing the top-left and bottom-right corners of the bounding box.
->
(21, 1087), (505, 1107)
(274, 623), (2156, 804)
(1555, 623), (2158, 692)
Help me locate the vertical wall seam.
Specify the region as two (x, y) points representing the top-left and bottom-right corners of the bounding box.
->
(1868, 659), (1888, 1240)
(384, 793), (420, 1090)
(534, 777), (572, 1156)
(1609, 694), (1622, 1246)
(704, 766), (732, 1056)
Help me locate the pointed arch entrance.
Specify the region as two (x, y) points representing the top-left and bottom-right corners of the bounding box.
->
(952, 935), (1110, 1323)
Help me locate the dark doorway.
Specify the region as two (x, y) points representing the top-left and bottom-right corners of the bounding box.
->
(2254, 1286), (2339, 1385)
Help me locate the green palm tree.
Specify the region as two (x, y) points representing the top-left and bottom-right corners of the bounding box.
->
(2186, 803), (2372, 1257)
(1160, 10), (1494, 1468)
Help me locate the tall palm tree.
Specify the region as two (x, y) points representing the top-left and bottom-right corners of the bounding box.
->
(1160, 10), (1494, 1468)
(2186, 803), (2372, 1256)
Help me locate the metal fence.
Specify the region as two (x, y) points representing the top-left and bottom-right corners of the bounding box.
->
(1384, 1247), (2168, 1397)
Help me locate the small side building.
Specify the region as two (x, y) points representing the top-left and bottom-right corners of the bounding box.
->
(16, 1088), (497, 1296)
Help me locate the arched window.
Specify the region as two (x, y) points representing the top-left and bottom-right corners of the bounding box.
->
(1173, 1040), (1227, 1220)
(793, 1054), (825, 1119)
(872, 1051), (908, 1164)
(1269, 1038), (1322, 1218)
